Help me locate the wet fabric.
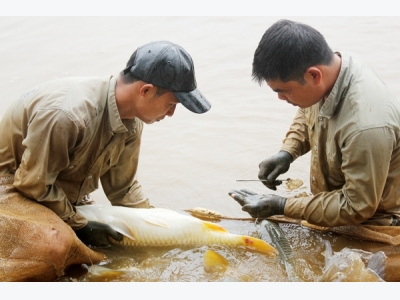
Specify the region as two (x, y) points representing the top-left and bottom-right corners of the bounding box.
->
(0, 175), (104, 281)
(281, 52), (400, 226)
(0, 76), (150, 229)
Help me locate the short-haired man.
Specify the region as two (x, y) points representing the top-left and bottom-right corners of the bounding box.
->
(229, 19), (400, 227)
(0, 40), (211, 248)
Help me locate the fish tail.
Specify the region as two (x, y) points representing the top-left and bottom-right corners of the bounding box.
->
(240, 236), (279, 257)
(203, 222), (278, 257)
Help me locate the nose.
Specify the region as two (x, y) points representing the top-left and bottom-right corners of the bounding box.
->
(277, 93), (288, 101)
(166, 105), (176, 117)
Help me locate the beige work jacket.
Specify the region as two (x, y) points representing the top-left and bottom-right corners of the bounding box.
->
(281, 52), (400, 226)
(0, 76), (149, 229)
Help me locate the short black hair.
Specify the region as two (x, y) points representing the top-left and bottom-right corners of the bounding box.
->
(252, 19), (334, 84)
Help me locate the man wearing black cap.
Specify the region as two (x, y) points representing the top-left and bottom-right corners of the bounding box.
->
(0, 40), (211, 248)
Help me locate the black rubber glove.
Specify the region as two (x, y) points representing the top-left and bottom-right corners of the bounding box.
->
(228, 189), (287, 219)
(75, 221), (123, 248)
(258, 151), (293, 190)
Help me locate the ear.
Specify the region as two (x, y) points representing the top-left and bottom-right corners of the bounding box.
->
(306, 67), (322, 85)
(139, 83), (156, 97)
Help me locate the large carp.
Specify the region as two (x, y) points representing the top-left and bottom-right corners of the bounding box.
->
(76, 204), (278, 257)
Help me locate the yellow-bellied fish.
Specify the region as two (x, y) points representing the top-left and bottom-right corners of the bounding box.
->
(76, 204), (278, 257)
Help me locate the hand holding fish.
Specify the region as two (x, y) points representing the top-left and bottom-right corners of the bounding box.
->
(76, 205), (278, 256)
(75, 220), (123, 248)
(258, 151), (293, 190)
(229, 189), (287, 219)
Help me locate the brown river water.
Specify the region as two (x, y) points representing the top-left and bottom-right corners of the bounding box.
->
(1, 16), (400, 283)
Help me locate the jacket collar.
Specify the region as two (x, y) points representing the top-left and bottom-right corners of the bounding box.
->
(319, 51), (353, 118)
(107, 76), (137, 134)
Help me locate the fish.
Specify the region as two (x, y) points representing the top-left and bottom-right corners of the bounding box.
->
(76, 204), (278, 257)
(257, 219), (302, 282)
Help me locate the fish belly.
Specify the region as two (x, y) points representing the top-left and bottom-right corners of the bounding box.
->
(76, 205), (277, 256)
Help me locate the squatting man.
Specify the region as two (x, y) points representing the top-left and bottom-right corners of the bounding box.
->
(229, 19), (400, 227)
(0, 41), (211, 248)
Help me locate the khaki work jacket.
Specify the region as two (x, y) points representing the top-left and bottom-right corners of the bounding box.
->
(281, 52), (400, 226)
(0, 76), (149, 229)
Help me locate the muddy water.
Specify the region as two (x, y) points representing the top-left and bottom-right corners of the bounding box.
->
(1, 16), (399, 282)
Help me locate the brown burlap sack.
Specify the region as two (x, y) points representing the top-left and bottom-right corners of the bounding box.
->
(0, 175), (105, 281)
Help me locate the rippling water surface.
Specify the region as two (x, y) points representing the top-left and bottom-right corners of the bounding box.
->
(1, 16), (399, 282)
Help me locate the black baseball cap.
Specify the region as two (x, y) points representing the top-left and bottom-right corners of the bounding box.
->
(123, 41), (211, 114)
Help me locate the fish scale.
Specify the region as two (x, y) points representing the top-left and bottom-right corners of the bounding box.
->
(76, 204), (278, 256)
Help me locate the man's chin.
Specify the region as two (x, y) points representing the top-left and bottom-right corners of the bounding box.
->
(141, 119), (155, 125)
(286, 101), (298, 107)
(142, 118), (163, 124)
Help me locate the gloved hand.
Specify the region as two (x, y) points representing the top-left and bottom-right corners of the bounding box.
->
(258, 151), (293, 190)
(228, 189), (287, 219)
(75, 221), (123, 248)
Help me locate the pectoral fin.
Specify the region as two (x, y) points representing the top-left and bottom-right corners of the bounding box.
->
(108, 219), (136, 240)
(141, 216), (170, 228)
(88, 265), (128, 282)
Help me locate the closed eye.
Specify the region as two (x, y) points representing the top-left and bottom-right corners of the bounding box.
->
(273, 88), (289, 94)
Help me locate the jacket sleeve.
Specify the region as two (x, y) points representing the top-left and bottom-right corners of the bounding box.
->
(100, 120), (150, 208)
(284, 127), (393, 226)
(13, 109), (88, 230)
(280, 108), (311, 160)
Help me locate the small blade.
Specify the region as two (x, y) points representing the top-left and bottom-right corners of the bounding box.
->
(236, 178), (290, 182)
